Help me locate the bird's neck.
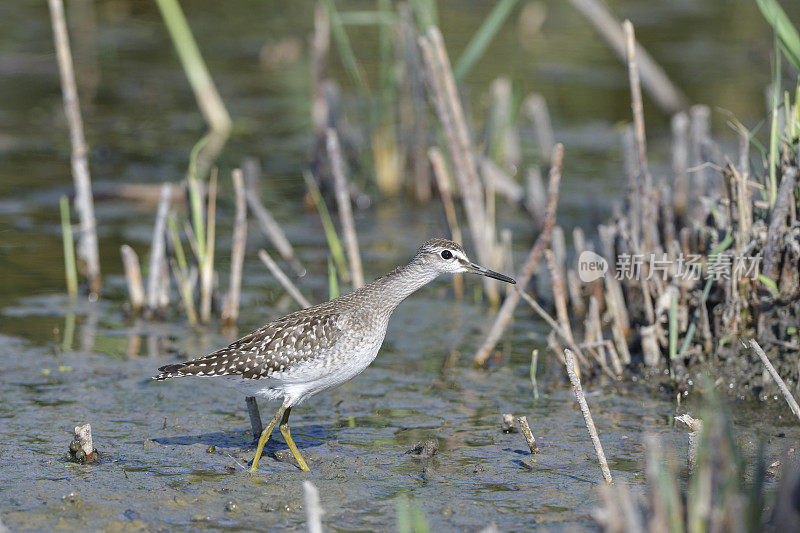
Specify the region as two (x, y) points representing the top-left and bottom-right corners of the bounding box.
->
(370, 260), (439, 310)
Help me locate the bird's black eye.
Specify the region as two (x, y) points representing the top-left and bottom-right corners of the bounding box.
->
(441, 250), (453, 260)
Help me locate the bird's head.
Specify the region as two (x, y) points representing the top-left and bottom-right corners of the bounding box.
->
(414, 238), (516, 283)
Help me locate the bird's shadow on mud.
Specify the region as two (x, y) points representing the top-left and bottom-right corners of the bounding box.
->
(151, 424), (331, 452)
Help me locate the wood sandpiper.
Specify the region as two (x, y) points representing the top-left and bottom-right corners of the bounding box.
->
(154, 238), (515, 472)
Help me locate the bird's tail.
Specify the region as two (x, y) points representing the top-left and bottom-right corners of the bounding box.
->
(153, 363), (188, 381)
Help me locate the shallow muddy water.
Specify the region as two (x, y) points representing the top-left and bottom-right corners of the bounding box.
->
(2, 0), (800, 530)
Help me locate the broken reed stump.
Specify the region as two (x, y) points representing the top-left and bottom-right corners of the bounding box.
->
(564, 349), (613, 484)
(67, 423), (97, 463)
(48, 0), (102, 297)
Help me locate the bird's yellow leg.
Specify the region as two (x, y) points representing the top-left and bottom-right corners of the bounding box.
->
(279, 407), (310, 472)
(250, 403), (286, 473)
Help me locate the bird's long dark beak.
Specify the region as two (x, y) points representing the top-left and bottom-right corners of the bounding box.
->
(465, 262), (516, 284)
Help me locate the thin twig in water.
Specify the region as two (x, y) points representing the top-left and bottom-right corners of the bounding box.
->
(221, 169), (247, 327)
(327, 128), (364, 289)
(258, 249), (311, 309)
(517, 416), (539, 454)
(48, 0), (101, 297)
(564, 349), (613, 484)
(473, 143), (563, 366)
(751, 339), (800, 423)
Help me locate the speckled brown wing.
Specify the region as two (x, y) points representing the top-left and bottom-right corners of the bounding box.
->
(153, 310), (345, 381)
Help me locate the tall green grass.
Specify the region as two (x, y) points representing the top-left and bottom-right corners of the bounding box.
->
(454, 0), (519, 81)
(757, 0), (800, 71)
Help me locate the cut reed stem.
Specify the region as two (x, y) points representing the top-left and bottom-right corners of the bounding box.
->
(120, 244), (144, 313)
(258, 249), (312, 309)
(48, 0), (101, 297)
(563, 349), (613, 484)
(327, 128), (364, 289)
(221, 169), (248, 326)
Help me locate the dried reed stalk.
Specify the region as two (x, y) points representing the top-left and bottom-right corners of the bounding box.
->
(258, 249), (311, 309)
(244, 167), (306, 277)
(311, 3), (330, 137)
(120, 245), (145, 313)
(199, 172), (217, 323)
(762, 169), (797, 282)
(221, 169), (248, 326)
(546, 248), (575, 344)
(418, 28), (492, 279)
(399, 3), (432, 202)
(671, 111), (690, 220)
(751, 339), (800, 423)
(624, 20), (654, 252)
(147, 184), (171, 316)
(48, 0), (101, 297)
(429, 147), (464, 299)
(567, 0), (688, 114)
(473, 144), (563, 366)
(564, 349), (613, 484)
(327, 128), (364, 289)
